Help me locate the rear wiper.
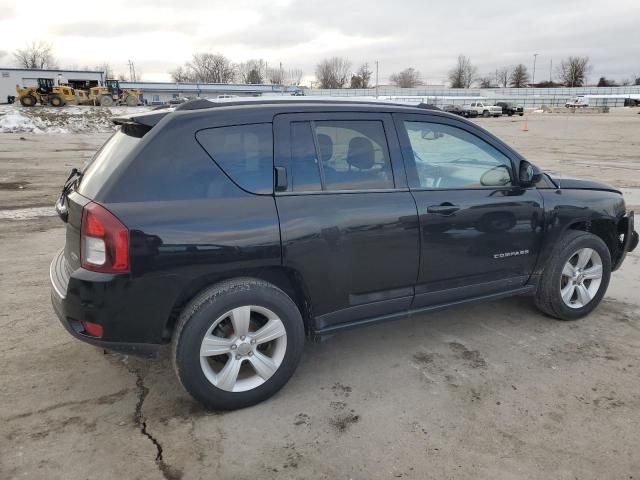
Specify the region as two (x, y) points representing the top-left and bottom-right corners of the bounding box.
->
(55, 168), (83, 222)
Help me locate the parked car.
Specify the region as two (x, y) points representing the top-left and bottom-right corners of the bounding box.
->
(51, 98), (638, 410)
(442, 104), (478, 118)
(466, 101), (503, 117)
(495, 102), (524, 116)
(565, 95), (589, 107)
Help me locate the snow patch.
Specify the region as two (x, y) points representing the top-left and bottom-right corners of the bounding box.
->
(0, 104), (151, 134)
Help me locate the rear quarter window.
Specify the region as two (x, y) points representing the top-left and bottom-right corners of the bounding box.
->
(78, 130), (140, 199)
(196, 123), (274, 194)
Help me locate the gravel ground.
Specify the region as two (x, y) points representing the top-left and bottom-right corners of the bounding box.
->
(1, 109), (639, 480)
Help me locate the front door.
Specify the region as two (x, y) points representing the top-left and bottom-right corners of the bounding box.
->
(394, 113), (544, 308)
(274, 112), (420, 330)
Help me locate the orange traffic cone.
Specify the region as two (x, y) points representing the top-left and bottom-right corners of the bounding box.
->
(522, 113), (529, 132)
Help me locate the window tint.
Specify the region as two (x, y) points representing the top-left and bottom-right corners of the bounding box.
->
(78, 130), (140, 199)
(289, 122), (322, 192)
(197, 123), (273, 194)
(404, 121), (512, 189)
(314, 120), (393, 191)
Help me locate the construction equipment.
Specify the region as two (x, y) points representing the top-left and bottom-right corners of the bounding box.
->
(15, 78), (79, 107)
(89, 79), (141, 106)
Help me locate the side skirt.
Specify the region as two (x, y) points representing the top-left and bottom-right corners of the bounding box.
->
(313, 285), (536, 337)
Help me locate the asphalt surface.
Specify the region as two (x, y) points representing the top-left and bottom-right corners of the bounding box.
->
(1, 109), (639, 479)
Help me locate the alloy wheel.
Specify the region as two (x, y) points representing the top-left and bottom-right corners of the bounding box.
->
(560, 247), (603, 308)
(199, 305), (287, 392)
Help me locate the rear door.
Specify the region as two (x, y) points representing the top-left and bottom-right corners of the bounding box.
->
(274, 112), (420, 330)
(394, 113), (544, 307)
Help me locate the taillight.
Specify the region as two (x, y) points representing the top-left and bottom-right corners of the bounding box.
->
(81, 202), (129, 273)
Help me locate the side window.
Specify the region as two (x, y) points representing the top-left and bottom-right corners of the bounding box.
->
(314, 120), (394, 191)
(403, 121), (512, 189)
(197, 123), (273, 194)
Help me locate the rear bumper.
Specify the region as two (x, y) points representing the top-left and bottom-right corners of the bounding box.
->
(49, 249), (161, 357)
(613, 211), (638, 271)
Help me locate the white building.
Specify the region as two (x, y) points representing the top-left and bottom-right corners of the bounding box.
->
(1, 67), (105, 103)
(120, 81), (303, 104)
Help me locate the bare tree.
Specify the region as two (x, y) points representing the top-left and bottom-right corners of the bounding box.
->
(13, 41), (56, 69)
(95, 63), (113, 80)
(238, 59), (266, 84)
(509, 64), (529, 88)
(170, 65), (194, 83)
(448, 55), (477, 88)
(478, 76), (493, 88)
(267, 67), (285, 85)
(390, 67), (422, 88)
(286, 68), (303, 86)
(350, 63), (372, 88)
(187, 53), (236, 83)
(557, 56), (591, 87)
(315, 57), (352, 89)
(496, 67), (510, 88)
(117, 72), (128, 81)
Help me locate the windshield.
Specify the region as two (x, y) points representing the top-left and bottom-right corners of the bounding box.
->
(77, 130), (140, 199)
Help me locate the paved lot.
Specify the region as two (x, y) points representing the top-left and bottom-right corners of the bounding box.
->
(1, 110), (639, 479)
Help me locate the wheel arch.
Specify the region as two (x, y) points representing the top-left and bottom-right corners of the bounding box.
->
(163, 266), (314, 341)
(567, 218), (622, 265)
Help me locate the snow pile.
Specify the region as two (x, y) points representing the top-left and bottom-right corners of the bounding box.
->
(0, 105), (151, 134)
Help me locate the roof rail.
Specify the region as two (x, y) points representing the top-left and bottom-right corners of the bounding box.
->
(173, 96), (441, 111)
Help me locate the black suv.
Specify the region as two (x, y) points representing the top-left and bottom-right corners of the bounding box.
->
(495, 102), (524, 116)
(50, 98), (638, 410)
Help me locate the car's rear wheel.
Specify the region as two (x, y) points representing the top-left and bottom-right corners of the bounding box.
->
(482, 110), (490, 117)
(172, 278), (305, 410)
(535, 230), (611, 320)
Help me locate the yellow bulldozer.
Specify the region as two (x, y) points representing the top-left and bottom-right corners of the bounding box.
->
(89, 79), (141, 106)
(15, 78), (81, 107)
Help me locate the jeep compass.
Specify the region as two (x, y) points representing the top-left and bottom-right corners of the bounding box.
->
(50, 98), (638, 409)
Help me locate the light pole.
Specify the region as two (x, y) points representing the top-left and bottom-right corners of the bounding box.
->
(375, 60), (379, 98)
(532, 53), (538, 86)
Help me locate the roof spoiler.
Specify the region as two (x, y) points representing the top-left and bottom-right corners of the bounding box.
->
(111, 109), (172, 128)
(111, 109), (172, 138)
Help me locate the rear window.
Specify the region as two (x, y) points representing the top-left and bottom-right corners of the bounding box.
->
(78, 130), (140, 199)
(196, 123), (273, 194)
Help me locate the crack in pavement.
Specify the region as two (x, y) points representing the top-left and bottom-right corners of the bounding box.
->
(122, 358), (183, 480)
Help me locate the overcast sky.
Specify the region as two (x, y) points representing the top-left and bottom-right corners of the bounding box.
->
(1, 0), (638, 85)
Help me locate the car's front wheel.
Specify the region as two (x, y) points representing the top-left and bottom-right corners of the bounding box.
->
(535, 230), (611, 320)
(172, 278), (305, 410)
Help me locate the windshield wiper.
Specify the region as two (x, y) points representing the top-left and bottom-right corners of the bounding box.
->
(55, 168), (83, 222)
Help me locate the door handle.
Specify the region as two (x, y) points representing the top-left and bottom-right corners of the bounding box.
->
(427, 203), (460, 215)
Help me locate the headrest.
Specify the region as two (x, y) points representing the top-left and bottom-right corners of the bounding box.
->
(347, 137), (375, 170)
(316, 133), (333, 162)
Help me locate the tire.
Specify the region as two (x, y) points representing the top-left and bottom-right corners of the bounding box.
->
(482, 110), (490, 118)
(519, 113), (524, 116)
(49, 95), (65, 107)
(99, 95), (114, 107)
(20, 95), (37, 107)
(508, 112), (513, 117)
(172, 278), (305, 410)
(125, 95), (138, 106)
(535, 230), (611, 320)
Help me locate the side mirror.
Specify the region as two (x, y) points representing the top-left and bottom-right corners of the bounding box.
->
(519, 160), (543, 187)
(480, 165), (511, 186)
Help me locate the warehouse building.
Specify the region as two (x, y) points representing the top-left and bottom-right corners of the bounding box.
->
(119, 81), (302, 104)
(1, 67), (105, 103)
